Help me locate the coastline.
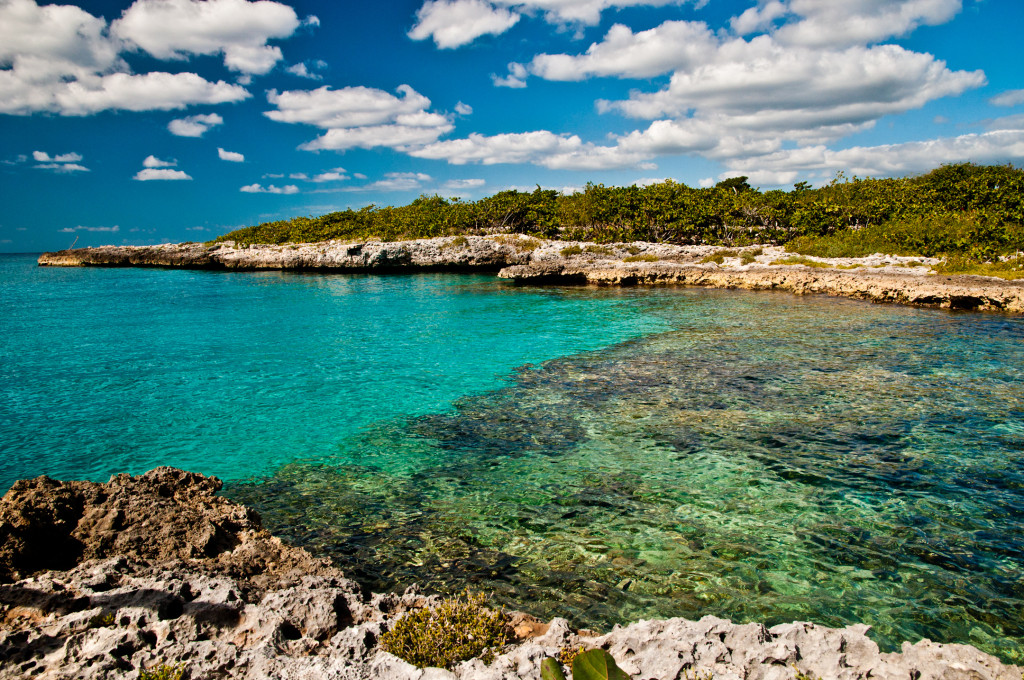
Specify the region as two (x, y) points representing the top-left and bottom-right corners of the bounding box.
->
(37, 236), (1024, 314)
(1, 468), (1019, 680)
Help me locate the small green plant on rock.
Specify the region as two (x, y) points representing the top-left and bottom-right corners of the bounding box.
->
(700, 249), (739, 264)
(557, 645), (586, 667)
(443, 235), (470, 250)
(740, 247), (762, 265)
(623, 254), (659, 262)
(380, 591), (510, 669)
(584, 245), (614, 256)
(791, 665), (822, 680)
(770, 255), (831, 269)
(139, 664), (185, 680)
(87, 611), (115, 629)
(541, 649), (630, 680)
(561, 245), (584, 256)
(681, 670), (714, 680)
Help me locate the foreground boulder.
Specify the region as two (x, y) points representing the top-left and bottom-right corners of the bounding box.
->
(1, 469), (1020, 680)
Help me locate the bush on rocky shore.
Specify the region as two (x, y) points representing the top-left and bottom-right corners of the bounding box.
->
(210, 163), (1023, 269)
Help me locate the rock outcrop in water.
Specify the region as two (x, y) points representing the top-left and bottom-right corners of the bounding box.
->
(37, 237), (1024, 314)
(35, 237), (532, 272)
(1, 469), (1020, 680)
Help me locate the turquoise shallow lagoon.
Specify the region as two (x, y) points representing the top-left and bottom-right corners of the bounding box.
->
(2, 253), (1023, 662)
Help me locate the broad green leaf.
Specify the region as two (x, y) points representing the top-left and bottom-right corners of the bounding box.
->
(541, 657), (567, 680)
(571, 649), (630, 680)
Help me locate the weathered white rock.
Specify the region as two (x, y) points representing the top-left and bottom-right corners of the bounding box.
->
(2, 471), (1020, 680)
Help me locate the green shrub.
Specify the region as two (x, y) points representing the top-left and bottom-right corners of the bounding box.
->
(934, 254), (1024, 279)
(771, 256), (831, 268)
(380, 591), (510, 669)
(699, 249), (738, 264)
(561, 245), (584, 256)
(491, 235), (541, 251)
(442, 235), (469, 249)
(139, 665), (185, 680)
(740, 248), (762, 264)
(87, 611), (115, 629)
(206, 163), (1023, 262)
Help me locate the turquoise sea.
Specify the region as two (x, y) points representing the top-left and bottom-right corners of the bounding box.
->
(2, 253), (1022, 662)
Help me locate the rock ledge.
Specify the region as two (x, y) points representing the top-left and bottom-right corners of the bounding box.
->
(37, 238), (1024, 314)
(1, 469), (1020, 680)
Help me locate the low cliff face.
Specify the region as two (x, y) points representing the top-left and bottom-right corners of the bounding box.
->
(498, 260), (1024, 313)
(1, 469), (1021, 680)
(37, 238), (1024, 314)
(36, 236), (535, 272)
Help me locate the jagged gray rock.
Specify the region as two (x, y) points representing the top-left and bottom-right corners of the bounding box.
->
(1, 469), (1020, 680)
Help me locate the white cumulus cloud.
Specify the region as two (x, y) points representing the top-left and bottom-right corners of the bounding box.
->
(503, 0), (684, 27)
(409, 0), (521, 49)
(112, 0), (306, 75)
(58, 225), (120, 233)
(265, 84), (454, 152)
(135, 168), (192, 180)
(990, 89), (1024, 108)
(35, 162), (90, 173)
(722, 126), (1024, 182)
(33, 151), (83, 162)
(411, 130), (651, 170)
(143, 155), (176, 168)
(444, 178), (486, 189)
(530, 21), (715, 80)
(32, 149), (89, 172)
(218, 148), (245, 162)
(311, 169), (348, 182)
(286, 62), (322, 80)
(168, 113), (224, 137)
(492, 62), (528, 88)
(344, 172), (432, 192)
(240, 183), (299, 193)
(0, 0), (251, 116)
(771, 0), (963, 48)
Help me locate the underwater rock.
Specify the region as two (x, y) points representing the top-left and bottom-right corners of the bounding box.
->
(1, 469), (1020, 679)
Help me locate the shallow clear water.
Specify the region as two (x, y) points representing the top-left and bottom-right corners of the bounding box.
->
(2, 253), (1022, 663)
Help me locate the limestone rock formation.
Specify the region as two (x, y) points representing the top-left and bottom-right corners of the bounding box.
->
(1, 469), (1021, 679)
(37, 238), (1024, 314)
(36, 236), (536, 272)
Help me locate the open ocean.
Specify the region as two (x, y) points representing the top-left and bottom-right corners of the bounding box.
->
(2, 252), (1022, 662)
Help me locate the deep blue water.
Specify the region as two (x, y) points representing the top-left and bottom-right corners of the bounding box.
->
(2, 253), (1023, 662)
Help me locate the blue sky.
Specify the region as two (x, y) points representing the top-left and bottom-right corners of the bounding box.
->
(1, 0), (1023, 252)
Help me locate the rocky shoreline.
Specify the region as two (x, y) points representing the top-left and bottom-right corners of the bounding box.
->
(37, 236), (1024, 314)
(1, 469), (1020, 680)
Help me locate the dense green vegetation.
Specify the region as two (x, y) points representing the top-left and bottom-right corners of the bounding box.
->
(379, 591), (510, 669)
(213, 163), (1023, 267)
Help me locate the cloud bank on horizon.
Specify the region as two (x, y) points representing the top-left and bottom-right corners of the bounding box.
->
(1, 0), (1022, 250)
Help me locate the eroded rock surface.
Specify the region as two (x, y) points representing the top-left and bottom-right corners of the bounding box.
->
(1, 469), (1020, 679)
(35, 236), (534, 272)
(498, 259), (1024, 313)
